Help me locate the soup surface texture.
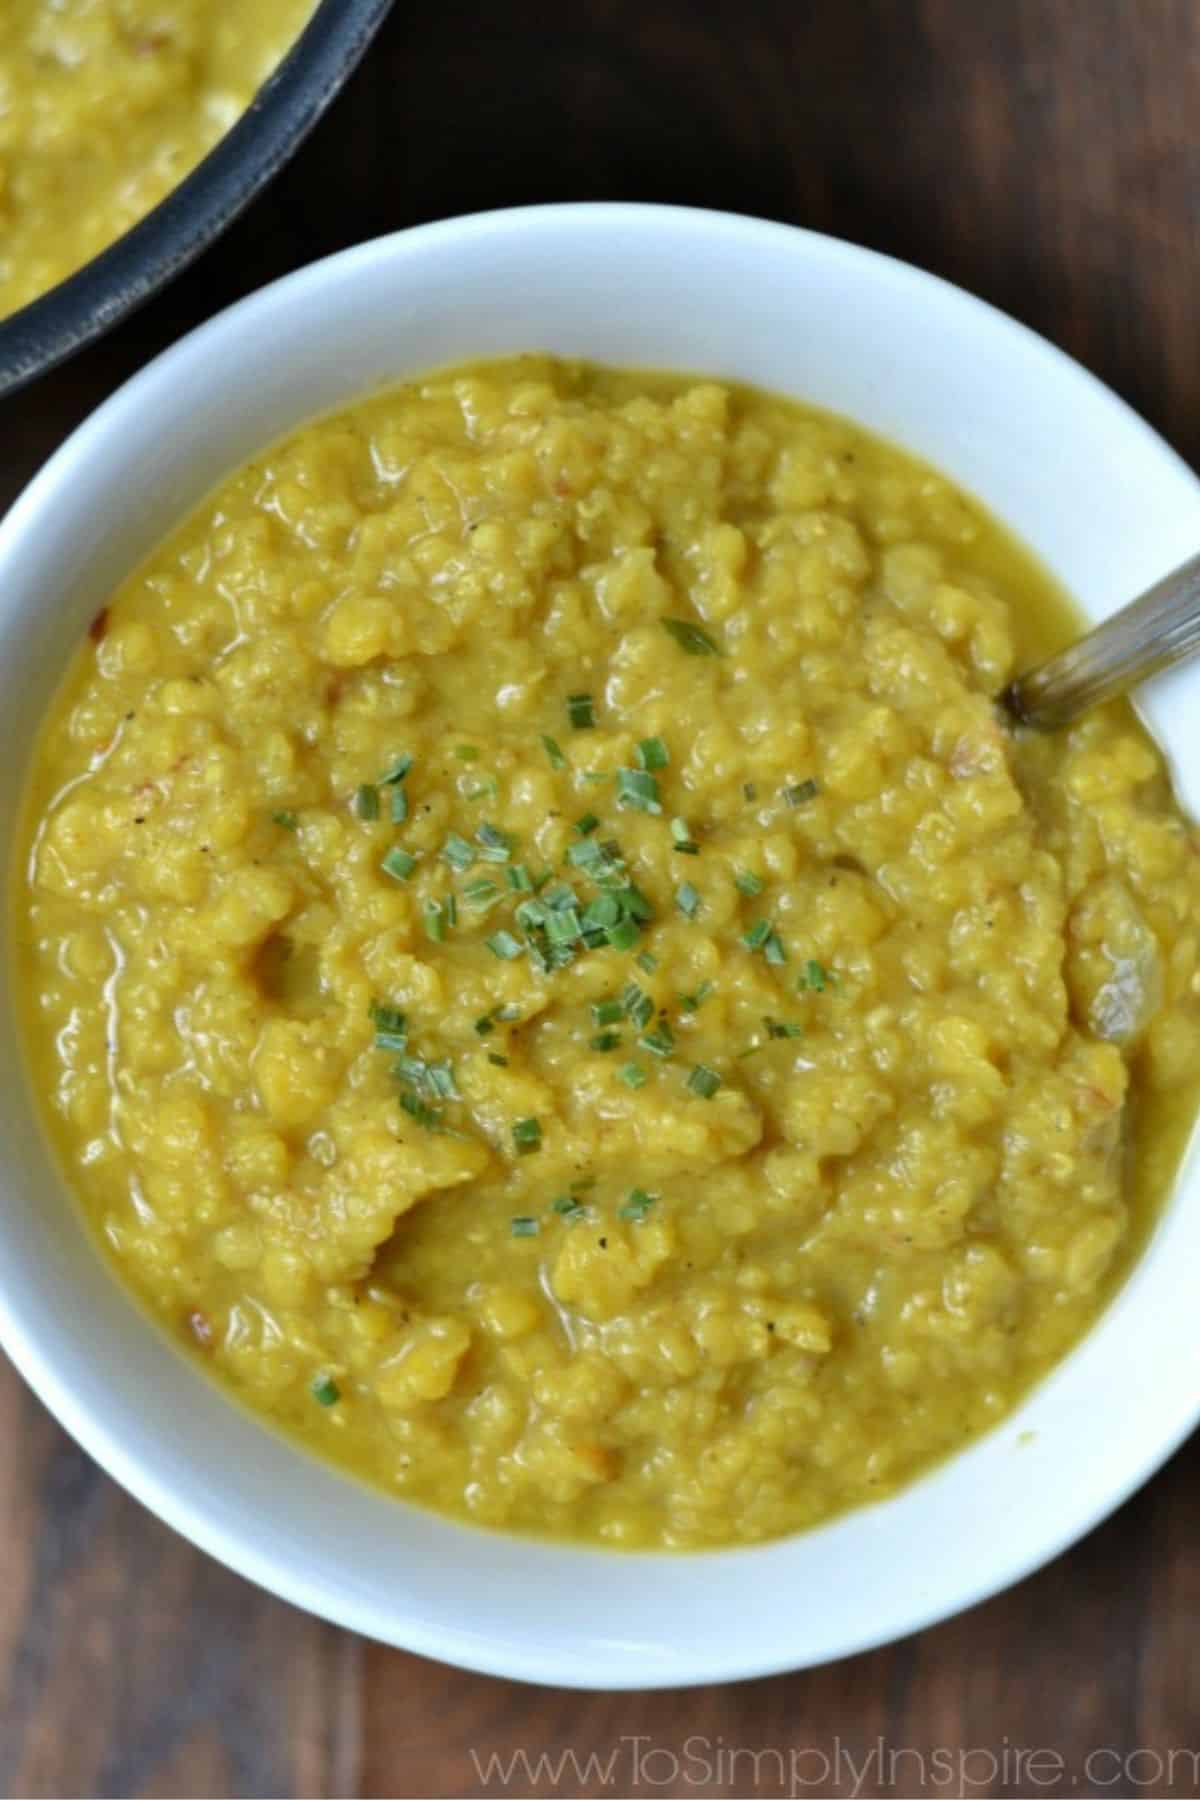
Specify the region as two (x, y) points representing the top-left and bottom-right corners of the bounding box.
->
(16, 358), (1200, 1549)
(0, 0), (315, 320)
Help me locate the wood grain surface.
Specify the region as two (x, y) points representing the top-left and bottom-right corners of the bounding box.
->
(3, 2), (1199, 1794)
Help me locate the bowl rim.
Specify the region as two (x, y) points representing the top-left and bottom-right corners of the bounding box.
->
(3, 201), (1200, 1689)
(0, 0), (394, 398)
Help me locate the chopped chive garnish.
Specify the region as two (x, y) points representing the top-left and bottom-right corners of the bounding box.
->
(474, 1014), (496, 1036)
(743, 782), (758, 802)
(661, 617), (723, 656)
(671, 817), (700, 854)
(735, 869), (764, 897)
(606, 918), (640, 950)
(636, 737), (669, 771)
(441, 831), (476, 871)
(686, 1064), (721, 1099)
(512, 1117), (542, 1155)
(639, 1023), (676, 1059)
(680, 980), (713, 1012)
(567, 692), (595, 731)
(426, 1060), (460, 1100)
(463, 876), (501, 907)
(619, 1061), (647, 1088)
(369, 1001), (407, 1033)
(616, 767), (662, 814)
(446, 894), (459, 927)
(311, 1374), (340, 1406)
(374, 1027), (409, 1053)
(355, 784), (380, 820)
(455, 745), (481, 762)
(272, 810), (298, 829)
(399, 1090), (441, 1130)
(464, 778), (499, 804)
(423, 899), (448, 942)
(382, 846), (417, 882)
(621, 983), (654, 1029)
(380, 753), (413, 786)
(582, 894), (622, 930)
(390, 785), (409, 824)
(574, 812), (600, 837)
(545, 908), (582, 945)
(636, 950), (659, 974)
(486, 929), (523, 960)
(616, 884), (654, 922)
(510, 1216), (539, 1238)
(782, 778), (820, 808)
(802, 959), (827, 992)
(765, 1017), (804, 1038)
(763, 931), (788, 965)
(488, 1052), (509, 1067)
(618, 1187), (656, 1221)
(582, 770), (611, 785)
(676, 882), (701, 918)
(590, 1030), (621, 1051)
(742, 918), (772, 951)
(542, 734), (567, 770)
(552, 1194), (587, 1220)
(476, 822), (513, 862)
(392, 1054), (430, 1090)
(592, 998), (624, 1026)
(507, 863), (533, 892)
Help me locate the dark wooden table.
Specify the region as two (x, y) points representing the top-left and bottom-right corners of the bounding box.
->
(3, 3), (1199, 1794)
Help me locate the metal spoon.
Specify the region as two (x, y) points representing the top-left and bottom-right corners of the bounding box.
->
(1001, 550), (1200, 729)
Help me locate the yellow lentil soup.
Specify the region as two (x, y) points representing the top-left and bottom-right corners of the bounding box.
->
(15, 359), (1200, 1549)
(0, 0), (316, 321)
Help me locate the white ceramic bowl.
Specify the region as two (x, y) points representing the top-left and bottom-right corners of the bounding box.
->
(2, 204), (1199, 1690)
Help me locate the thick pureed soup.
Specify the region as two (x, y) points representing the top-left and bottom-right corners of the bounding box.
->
(0, 0), (316, 320)
(16, 359), (1200, 1548)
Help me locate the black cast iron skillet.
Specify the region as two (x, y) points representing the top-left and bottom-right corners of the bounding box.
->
(0, 0), (394, 398)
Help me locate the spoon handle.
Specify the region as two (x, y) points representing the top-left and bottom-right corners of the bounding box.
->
(1002, 550), (1200, 729)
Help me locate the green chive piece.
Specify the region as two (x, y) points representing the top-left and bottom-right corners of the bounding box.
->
(545, 907), (582, 946)
(374, 1028), (409, 1053)
(464, 778), (499, 804)
(616, 767), (662, 814)
(592, 998), (624, 1027)
(272, 810), (298, 829)
(783, 778), (820, 808)
(510, 1216), (539, 1238)
(567, 692), (595, 730)
(582, 894), (621, 930)
(636, 737), (669, 772)
(380, 753), (413, 786)
(476, 822), (513, 862)
(621, 983), (654, 1029)
(488, 1052), (509, 1067)
(552, 1194), (586, 1220)
(661, 617), (723, 656)
(542, 734), (567, 770)
(574, 812), (601, 837)
(390, 785), (409, 823)
(680, 980), (713, 1012)
(512, 1117), (542, 1155)
(764, 931), (788, 965)
(606, 918), (640, 950)
(686, 1064), (722, 1099)
(381, 846), (417, 882)
(463, 876), (501, 908)
(671, 817), (700, 854)
(423, 899), (447, 942)
(636, 950), (659, 974)
(742, 918), (772, 951)
(802, 959), (827, 992)
(426, 1060), (460, 1100)
(399, 1090), (441, 1130)
(615, 884), (654, 922)
(735, 869), (764, 896)
(619, 1061), (647, 1089)
(765, 1017), (804, 1038)
(507, 863), (533, 892)
(618, 1187), (656, 1221)
(474, 1014), (496, 1036)
(455, 744), (481, 762)
(441, 831), (476, 872)
(676, 882), (701, 918)
(369, 1001), (407, 1034)
(311, 1374), (340, 1406)
(590, 1030), (621, 1051)
(486, 929), (523, 960)
(639, 1023), (676, 1059)
(355, 784), (380, 821)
